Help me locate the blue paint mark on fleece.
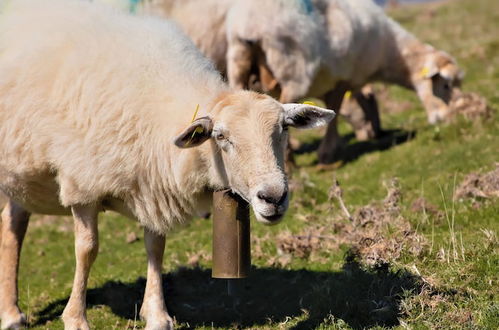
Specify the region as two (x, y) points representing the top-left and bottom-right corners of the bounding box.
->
(299, 0), (314, 15)
(129, 0), (141, 13)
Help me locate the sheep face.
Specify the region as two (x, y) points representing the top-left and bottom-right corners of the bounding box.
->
(415, 51), (464, 124)
(175, 91), (335, 224)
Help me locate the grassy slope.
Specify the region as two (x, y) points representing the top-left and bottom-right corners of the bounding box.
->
(15, 0), (498, 329)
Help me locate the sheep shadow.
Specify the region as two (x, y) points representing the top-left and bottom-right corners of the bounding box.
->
(33, 259), (443, 329)
(296, 129), (416, 165)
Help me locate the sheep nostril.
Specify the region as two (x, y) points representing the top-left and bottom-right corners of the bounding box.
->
(257, 190), (288, 205)
(257, 191), (273, 204)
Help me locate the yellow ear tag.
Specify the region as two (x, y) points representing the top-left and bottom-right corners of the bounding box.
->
(420, 66), (430, 78)
(344, 90), (352, 100)
(185, 126), (205, 147)
(184, 104), (203, 147)
(302, 100), (317, 106)
(189, 123), (204, 140)
(191, 104), (200, 123)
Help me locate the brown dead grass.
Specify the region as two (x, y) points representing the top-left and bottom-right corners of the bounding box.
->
(448, 89), (495, 121)
(455, 163), (499, 200)
(275, 178), (428, 268)
(410, 196), (441, 216)
(363, 84), (494, 123)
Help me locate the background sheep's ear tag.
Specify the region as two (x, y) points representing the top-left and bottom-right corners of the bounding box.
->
(303, 101), (317, 106)
(420, 66), (430, 78)
(344, 90), (352, 101)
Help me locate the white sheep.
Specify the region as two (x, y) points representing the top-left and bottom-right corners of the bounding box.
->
(226, 0), (464, 163)
(0, 0), (335, 329)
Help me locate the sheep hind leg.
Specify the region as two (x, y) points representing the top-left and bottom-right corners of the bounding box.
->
(0, 200), (30, 330)
(62, 204), (99, 330)
(140, 228), (173, 330)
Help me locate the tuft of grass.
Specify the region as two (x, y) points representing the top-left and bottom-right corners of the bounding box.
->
(10, 0), (499, 329)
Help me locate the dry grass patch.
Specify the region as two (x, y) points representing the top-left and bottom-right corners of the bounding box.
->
(456, 163), (499, 200)
(448, 89), (495, 122)
(275, 178), (428, 268)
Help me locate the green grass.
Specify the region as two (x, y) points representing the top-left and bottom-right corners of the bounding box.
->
(13, 0), (499, 328)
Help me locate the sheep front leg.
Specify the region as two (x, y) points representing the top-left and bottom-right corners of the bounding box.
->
(0, 200), (30, 330)
(227, 38), (254, 90)
(62, 204), (99, 330)
(317, 84), (350, 164)
(140, 228), (173, 330)
(353, 88), (381, 140)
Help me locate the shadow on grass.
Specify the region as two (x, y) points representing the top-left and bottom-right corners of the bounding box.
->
(296, 129), (416, 165)
(33, 258), (442, 329)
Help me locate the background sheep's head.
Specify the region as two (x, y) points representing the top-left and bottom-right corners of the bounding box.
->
(174, 91), (335, 224)
(415, 50), (464, 124)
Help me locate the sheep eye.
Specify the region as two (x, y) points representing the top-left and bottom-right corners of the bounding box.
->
(216, 133), (225, 141)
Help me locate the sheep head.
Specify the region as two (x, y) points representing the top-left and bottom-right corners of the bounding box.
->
(175, 91), (335, 224)
(414, 49), (464, 124)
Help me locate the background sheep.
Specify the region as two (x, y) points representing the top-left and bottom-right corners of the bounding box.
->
(0, 0), (334, 329)
(226, 0), (464, 163)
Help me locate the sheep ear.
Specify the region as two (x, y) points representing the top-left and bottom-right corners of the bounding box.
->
(174, 117), (213, 148)
(422, 64), (439, 78)
(421, 55), (440, 78)
(282, 103), (335, 129)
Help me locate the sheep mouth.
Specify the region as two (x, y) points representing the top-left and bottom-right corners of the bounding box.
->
(259, 212), (284, 223)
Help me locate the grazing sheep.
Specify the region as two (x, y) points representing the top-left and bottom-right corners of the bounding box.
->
(226, 0), (464, 163)
(0, 0), (335, 329)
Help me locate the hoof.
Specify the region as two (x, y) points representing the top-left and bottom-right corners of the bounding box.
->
(317, 142), (343, 165)
(141, 307), (174, 330)
(1, 312), (26, 330)
(288, 136), (302, 151)
(316, 161), (343, 172)
(61, 315), (90, 330)
(144, 318), (174, 330)
(317, 151), (338, 165)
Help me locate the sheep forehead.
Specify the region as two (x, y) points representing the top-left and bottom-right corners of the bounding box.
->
(214, 92), (283, 136)
(440, 63), (461, 80)
(434, 51), (455, 67)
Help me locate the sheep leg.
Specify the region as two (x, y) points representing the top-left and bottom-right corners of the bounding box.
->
(227, 38), (254, 90)
(62, 204), (99, 330)
(317, 85), (349, 164)
(353, 89), (381, 140)
(140, 228), (173, 330)
(0, 200), (30, 330)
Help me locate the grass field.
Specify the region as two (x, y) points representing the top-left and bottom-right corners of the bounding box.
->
(12, 0), (499, 329)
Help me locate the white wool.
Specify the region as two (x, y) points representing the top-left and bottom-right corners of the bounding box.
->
(227, 0), (326, 98)
(93, 0), (233, 73)
(322, 0), (420, 82)
(140, 0), (233, 73)
(0, 0), (227, 233)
